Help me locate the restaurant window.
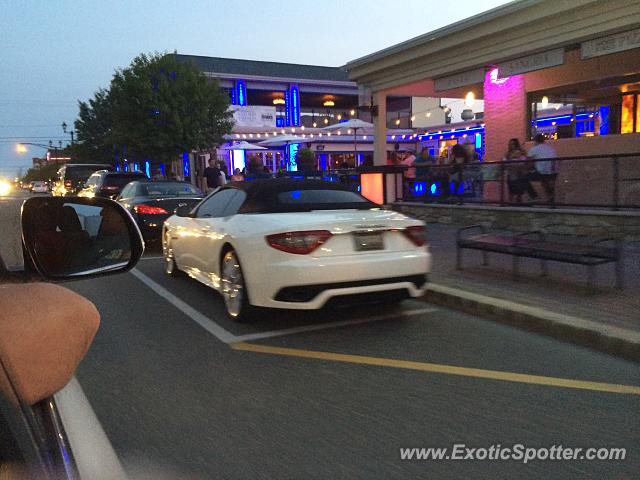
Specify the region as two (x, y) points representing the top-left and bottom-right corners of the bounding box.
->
(621, 93), (640, 134)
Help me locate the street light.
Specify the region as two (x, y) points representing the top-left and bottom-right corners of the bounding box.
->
(62, 121), (74, 144)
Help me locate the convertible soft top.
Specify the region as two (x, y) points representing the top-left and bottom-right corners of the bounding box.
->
(223, 178), (377, 213)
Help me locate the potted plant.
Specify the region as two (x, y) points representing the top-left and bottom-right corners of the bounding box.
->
(295, 148), (316, 173)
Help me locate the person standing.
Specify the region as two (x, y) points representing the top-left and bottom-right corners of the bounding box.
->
(401, 150), (417, 200)
(218, 161), (228, 186)
(527, 133), (557, 203)
(203, 158), (220, 194)
(449, 144), (468, 197)
(502, 138), (534, 203)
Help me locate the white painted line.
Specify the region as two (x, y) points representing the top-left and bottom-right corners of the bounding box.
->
(137, 256), (163, 261)
(130, 268), (237, 343)
(232, 307), (437, 343)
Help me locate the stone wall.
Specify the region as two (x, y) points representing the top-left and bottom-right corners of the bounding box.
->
(393, 203), (640, 241)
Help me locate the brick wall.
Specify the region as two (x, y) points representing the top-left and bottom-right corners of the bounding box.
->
(483, 69), (527, 162)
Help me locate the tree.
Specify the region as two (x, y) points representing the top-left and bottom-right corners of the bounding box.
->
(73, 52), (233, 165)
(109, 52), (233, 163)
(71, 88), (114, 164)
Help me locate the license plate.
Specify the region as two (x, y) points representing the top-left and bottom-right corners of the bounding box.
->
(353, 231), (384, 251)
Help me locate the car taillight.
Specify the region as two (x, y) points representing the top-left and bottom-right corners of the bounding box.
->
(403, 225), (427, 246)
(266, 230), (332, 255)
(134, 204), (169, 215)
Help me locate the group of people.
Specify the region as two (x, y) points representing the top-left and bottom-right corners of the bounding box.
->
(203, 159), (245, 193)
(503, 133), (557, 204)
(401, 143), (474, 199)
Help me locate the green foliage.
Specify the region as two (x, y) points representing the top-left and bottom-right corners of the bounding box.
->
(22, 162), (60, 182)
(72, 88), (114, 163)
(73, 52), (233, 164)
(295, 148), (316, 172)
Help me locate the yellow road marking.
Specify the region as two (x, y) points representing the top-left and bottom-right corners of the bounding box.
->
(231, 342), (640, 396)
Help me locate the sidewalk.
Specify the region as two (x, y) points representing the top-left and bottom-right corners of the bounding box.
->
(423, 223), (640, 360)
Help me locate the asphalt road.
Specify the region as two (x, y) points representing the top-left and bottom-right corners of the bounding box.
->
(66, 253), (640, 479)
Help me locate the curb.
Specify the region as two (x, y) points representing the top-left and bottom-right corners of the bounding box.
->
(424, 283), (640, 363)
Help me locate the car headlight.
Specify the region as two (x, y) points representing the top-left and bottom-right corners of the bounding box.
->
(0, 181), (12, 196)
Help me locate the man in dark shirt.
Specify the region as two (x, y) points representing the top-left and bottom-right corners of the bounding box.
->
(203, 159), (220, 193)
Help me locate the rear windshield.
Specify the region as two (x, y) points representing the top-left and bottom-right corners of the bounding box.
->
(65, 166), (106, 181)
(277, 190), (369, 205)
(244, 188), (376, 213)
(137, 183), (202, 197)
(104, 174), (147, 188)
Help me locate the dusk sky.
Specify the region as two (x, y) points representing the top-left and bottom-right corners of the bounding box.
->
(0, 0), (511, 177)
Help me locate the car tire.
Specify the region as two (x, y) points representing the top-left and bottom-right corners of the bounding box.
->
(220, 249), (256, 322)
(163, 231), (180, 277)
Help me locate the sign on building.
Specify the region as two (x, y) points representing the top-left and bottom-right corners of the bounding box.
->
(581, 28), (640, 59)
(434, 68), (485, 92)
(231, 105), (277, 128)
(498, 48), (564, 77)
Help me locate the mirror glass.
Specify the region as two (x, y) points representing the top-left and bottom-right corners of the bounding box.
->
(22, 197), (143, 278)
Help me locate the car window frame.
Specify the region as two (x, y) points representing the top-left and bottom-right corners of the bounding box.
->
(194, 188), (240, 219)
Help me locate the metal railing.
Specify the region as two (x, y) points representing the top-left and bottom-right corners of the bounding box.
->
(242, 153), (640, 210)
(399, 153), (640, 210)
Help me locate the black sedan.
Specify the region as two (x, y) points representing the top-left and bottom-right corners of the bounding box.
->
(117, 181), (204, 242)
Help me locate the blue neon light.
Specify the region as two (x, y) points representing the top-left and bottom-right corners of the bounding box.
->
(284, 90), (291, 126)
(230, 87), (236, 105)
(430, 183), (437, 195)
(235, 80), (247, 106)
(183, 152), (190, 178)
(413, 182), (426, 196)
(132, 162), (139, 172)
(290, 190), (301, 200)
(276, 117), (284, 128)
(123, 163), (129, 172)
(288, 143), (299, 171)
(159, 164), (165, 176)
(599, 106), (610, 135)
(290, 84), (300, 126)
(115, 164), (121, 172)
(475, 133), (482, 150)
(144, 161), (150, 177)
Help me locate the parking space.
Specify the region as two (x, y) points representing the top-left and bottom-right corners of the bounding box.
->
(66, 255), (640, 479)
(132, 257), (639, 391)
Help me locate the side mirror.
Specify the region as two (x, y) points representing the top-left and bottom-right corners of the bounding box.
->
(21, 197), (144, 279)
(174, 205), (193, 217)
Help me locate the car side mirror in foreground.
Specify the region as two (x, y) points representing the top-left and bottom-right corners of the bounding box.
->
(174, 205), (193, 217)
(21, 197), (144, 279)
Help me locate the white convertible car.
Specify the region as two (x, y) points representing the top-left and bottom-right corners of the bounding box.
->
(163, 179), (432, 321)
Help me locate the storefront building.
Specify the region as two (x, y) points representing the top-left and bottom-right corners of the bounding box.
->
(171, 54), (421, 186)
(346, 0), (640, 166)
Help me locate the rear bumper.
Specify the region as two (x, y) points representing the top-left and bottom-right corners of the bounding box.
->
(136, 214), (170, 241)
(245, 249), (431, 309)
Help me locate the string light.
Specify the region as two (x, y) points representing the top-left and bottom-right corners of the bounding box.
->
(350, 109), (355, 116)
(323, 100), (335, 107)
(395, 118), (401, 126)
(273, 98), (285, 105)
(300, 125), (305, 131)
(347, 129), (352, 134)
(541, 96), (549, 109)
(337, 131), (341, 135)
(337, 114), (342, 120)
(324, 118), (329, 124)
(410, 115), (416, 122)
(312, 122), (317, 128)
(426, 112), (431, 118)
(465, 91), (475, 108)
